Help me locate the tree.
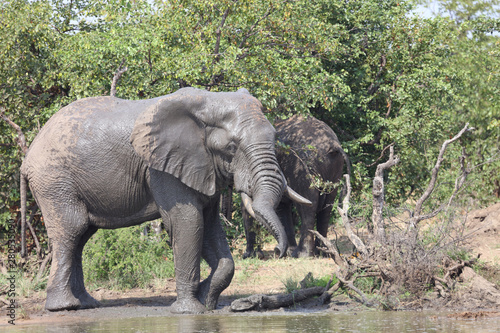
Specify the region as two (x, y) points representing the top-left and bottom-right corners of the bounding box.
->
(1, 0), (498, 256)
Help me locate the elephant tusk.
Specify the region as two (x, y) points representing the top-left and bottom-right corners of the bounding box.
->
(241, 192), (257, 219)
(285, 186), (313, 206)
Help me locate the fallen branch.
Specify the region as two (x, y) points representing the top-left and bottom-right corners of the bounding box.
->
(230, 286), (325, 312)
(310, 229), (344, 266)
(335, 270), (373, 307)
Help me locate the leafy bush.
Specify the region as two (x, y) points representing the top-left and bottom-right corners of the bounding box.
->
(283, 273), (335, 293)
(82, 225), (175, 289)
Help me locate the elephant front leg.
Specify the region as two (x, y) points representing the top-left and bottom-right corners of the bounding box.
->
(163, 206), (208, 314)
(198, 205), (235, 309)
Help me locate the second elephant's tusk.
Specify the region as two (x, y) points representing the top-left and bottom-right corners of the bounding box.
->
(241, 192), (257, 219)
(285, 187), (313, 206)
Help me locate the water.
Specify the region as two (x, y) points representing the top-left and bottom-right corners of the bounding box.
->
(4, 311), (500, 333)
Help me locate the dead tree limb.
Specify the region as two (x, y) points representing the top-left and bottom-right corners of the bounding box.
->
(372, 145), (399, 244)
(409, 123), (472, 229)
(230, 286), (325, 312)
(335, 270), (373, 307)
(310, 229), (345, 266)
(110, 59), (128, 97)
(337, 174), (368, 256)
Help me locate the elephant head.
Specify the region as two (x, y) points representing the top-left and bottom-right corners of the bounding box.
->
(130, 87), (296, 256)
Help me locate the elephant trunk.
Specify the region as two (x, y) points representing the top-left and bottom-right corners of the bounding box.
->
(243, 145), (288, 257)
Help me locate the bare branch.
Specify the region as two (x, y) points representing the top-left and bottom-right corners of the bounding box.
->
(409, 124), (473, 228)
(213, 7), (230, 61)
(366, 143), (395, 168)
(336, 270), (373, 307)
(110, 59), (128, 97)
(337, 174), (368, 256)
(0, 107), (28, 154)
(372, 145), (399, 243)
(414, 124), (472, 216)
(237, 6), (273, 49)
(310, 230), (344, 266)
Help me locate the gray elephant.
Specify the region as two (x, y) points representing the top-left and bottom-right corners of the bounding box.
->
(242, 115), (347, 258)
(20, 87), (310, 314)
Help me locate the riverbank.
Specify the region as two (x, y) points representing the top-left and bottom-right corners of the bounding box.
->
(2, 203), (500, 328)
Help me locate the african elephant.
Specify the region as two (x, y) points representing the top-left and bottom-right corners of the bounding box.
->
(20, 87), (310, 314)
(242, 115), (347, 258)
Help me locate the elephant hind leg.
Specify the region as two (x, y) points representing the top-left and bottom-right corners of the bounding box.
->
(42, 200), (93, 311)
(71, 226), (100, 309)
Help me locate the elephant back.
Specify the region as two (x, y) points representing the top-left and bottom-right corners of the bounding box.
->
(274, 114), (344, 184)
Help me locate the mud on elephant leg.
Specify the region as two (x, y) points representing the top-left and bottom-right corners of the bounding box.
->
(164, 206), (207, 314)
(44, 203), (94, 311)
(197, 204), (235, 309)
(71, 226), (101, 309)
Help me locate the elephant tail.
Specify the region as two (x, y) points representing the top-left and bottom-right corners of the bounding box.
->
(20, 173), (27, 257)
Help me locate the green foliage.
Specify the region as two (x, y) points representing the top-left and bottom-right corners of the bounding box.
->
(82, 225), (175, 289)
(283, 273), (335, 293)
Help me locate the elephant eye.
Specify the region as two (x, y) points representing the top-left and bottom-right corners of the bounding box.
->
(225, 142), (237, 156)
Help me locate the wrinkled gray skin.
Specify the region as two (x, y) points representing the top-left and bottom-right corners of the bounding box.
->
(243, 115), (345, 258)
(20, 87), (289, 314)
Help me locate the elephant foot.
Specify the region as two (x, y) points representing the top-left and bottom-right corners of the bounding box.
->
(285, 246), (297, 257)
(45, 291), (81, 311)
(291, 247), (315, 258)
(78, 291), (101, 309)
(171, 297), (208, 314)
(243, 249), (265, 260)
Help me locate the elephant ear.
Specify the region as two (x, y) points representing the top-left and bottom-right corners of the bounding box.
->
(130, 95), (216, 196)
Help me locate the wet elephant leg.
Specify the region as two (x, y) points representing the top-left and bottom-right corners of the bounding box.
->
(198, 202), (235, 309)
(43, 201), (91, 311)
(161, 204), (206, 314)
(72, 226), (100, 309)
(150, 171), (207, 314)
